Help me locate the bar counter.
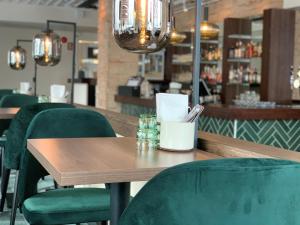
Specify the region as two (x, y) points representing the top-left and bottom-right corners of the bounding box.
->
(77, 104), (300, 161)
(114, 95), (300, 151)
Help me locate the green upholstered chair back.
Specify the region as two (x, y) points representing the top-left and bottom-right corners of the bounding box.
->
(18, 108), (116, 205)
(0, 89), (13, 100)
(0, 94), (37, 135)
(0, 94), (37, 108)
(119, 158), (300, 225)
(4, 103), (74, 170)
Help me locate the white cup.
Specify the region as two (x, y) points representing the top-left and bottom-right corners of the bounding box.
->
(159, 121), (195, 151)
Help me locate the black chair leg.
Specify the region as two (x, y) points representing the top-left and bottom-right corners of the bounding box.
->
(101, 221), (108, 225)
(10, 171), (19, 225)
(0, 168), (10, 212)
(0, 147), (2, 176)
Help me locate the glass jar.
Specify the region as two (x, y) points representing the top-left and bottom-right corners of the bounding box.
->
(32, 29), (61, 66)
(137, 114), (159, 150)
(113, 0), (172, 53)
(8, 46), (26, 70)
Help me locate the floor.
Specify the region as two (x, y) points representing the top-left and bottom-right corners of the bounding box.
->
(0, 171), (146, 225)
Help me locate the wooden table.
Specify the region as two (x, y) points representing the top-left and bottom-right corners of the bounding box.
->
(0, 108), (19, 119)
(27, 137), (222, 225)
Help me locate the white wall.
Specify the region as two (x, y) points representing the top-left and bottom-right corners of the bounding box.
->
(0, 24), (96, 96)
(284, 0), (300, 8)
(0, 2), (97, 30)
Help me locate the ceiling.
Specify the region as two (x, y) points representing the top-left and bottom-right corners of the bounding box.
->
(0, 0), (98, 9)
(0, 0), (217, 11)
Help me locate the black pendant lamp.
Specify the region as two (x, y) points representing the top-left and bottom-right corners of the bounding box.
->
(113, 0), (173, 53)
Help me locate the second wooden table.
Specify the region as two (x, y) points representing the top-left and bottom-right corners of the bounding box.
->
(0, 108), (19, 119)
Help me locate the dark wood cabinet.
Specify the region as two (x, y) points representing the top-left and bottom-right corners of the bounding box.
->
(261, 8), (295, 104)
(221, 9), (295, 104)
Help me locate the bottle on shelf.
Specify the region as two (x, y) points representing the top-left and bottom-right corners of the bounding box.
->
(228, 65), (261, 85)
(202, 45), (222, 61)
(201, 65), (222, 85)
(229, 40), (262, 59)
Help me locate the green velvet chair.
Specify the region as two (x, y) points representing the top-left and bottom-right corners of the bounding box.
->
(0, 94), (37, 136)
(0, 94), (38, 177)
(0, 94), (37, 108)
(0, 89), (13, 101)
(0, 103), (74, 212)
(12, 108), (116, 225)
(119, 158), (300, 225)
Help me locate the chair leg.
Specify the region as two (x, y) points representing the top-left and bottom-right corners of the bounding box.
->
(9, 171), (19, 225)
(0, 168), (10, 212)
(96, 222), (108, 225)
(54, 181), (59, 189)
(0, 147), (3, 176)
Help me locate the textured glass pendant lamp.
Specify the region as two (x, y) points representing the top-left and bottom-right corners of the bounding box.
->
(113, 0), (173, 53)
(170, 17), (186, 45)
(32, 29), (62, 66)
(200, 7), (220, 40)
(8, 45), (26, 70)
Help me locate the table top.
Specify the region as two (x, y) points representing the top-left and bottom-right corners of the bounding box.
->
(27, 137), (222, 186)
(0, 108), (19, 119)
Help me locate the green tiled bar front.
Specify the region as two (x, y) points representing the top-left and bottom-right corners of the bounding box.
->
(120, 103), (300, 152)
(200, 116), (300, 152)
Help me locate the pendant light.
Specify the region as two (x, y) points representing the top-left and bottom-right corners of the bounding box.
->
(170, 17), (187, 45)
(113, 0), (173, 53)
(32, 20), (77, 103)
(8, 46), (26, 70)
(201, 7), (220, 40)
(32, 29), (61, 66)
(7, 40), (38, 95)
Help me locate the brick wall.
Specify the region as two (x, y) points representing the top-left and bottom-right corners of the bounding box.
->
(175, 0), (283, 31)
(97, 0), (138, 111)
(97, 0), (300, 112)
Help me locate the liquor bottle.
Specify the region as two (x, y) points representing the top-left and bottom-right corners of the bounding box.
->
(253, 68), (258, 84)
(247, 42), (253, 58)
(229, 65), (235, 82)
(240, 42), (246, 58)
(257, 42), (263, 57)
(229, 45), (235, 59)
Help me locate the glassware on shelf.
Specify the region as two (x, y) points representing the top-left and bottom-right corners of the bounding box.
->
(234, 91), (275, 108)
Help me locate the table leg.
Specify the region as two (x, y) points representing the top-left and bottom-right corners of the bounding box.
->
(110, 182), (131, 225)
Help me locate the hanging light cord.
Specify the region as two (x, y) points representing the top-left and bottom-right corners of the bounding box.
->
(15, 39), (38, 96)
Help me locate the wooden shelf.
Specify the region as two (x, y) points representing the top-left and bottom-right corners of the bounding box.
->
(201, 40), (220, 44)
(228, 58), (251, 63)
(172, 61), (193, 66)
(201, 60), (220, 65)
(172, 43), (192, 48)
(228, 34), (262, 40)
